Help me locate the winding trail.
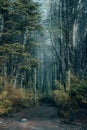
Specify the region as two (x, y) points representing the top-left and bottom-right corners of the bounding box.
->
(0, 104), (86, 130)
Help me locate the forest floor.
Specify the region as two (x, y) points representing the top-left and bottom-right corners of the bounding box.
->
(0, 104), (87, 130)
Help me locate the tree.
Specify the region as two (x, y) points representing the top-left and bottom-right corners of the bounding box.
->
(48, 0), (87, 92)
(0, 0), (41, 89)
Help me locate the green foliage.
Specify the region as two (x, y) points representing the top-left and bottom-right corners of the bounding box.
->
(25, 89), (41, 106)
(54, 80), (64, 90)
(52, 90), (70, 117)
(53, 90), (69, 106)
(70, 80), (87, 106)
(0, 0), (42, 115)
(52, 78), (87, 117)
(0, 86), (41, 114)
(0, 91), (12, 114)
(0, 0), (41, 89)
(0, 86), (26, 114)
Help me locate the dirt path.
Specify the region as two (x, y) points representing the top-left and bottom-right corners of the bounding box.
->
(0, 104), (87, 130)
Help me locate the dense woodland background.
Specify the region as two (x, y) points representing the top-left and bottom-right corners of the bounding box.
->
(0, 0), (87, 117)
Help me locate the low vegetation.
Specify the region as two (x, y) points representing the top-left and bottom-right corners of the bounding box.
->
(52, 79), (87, 117)
(0, 85), (40, 115)
(0, 77), (87, 119)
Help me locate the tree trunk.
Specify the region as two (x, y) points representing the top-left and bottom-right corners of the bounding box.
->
(33, 68), (37, 105)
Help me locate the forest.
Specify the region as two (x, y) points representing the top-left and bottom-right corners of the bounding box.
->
(0, 0), (87, 130)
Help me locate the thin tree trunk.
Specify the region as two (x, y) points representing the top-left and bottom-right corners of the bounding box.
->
(0, 14), (4, 44)
(33, 68), (37, 105)
(13, 70), (19, 88)
(20, 75), (24, 88)
(23, 27), (28, 46)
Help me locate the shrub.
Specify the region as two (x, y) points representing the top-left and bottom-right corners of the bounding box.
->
(54, 80), (64, 90)
(52, 80), (87, 117)
(53, 90), (70, 106)
(25, 89), (41, 106)
(0, 85), (43, 114)
(0, 86), (28, 113)
(53, 90), (70, 117)
(70, 80), (87, 108)
(0, 91), (12, 115)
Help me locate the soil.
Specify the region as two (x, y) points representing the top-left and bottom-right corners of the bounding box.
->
(0, 104), (87, 130)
